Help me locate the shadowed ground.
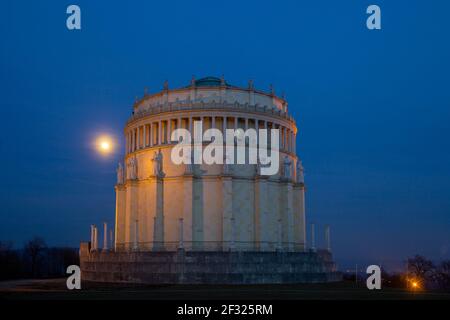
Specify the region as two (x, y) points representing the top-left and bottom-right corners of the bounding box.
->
(1, 279), (450, 300)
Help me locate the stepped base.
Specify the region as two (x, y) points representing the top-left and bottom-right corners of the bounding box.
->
(80, 243), (342, 284)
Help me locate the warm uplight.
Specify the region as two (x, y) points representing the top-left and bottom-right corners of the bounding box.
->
(412, 281), (418, 288)
(95, 135), (114, 156)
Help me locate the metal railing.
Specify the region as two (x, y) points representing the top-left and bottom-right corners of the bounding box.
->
(112, 241), (306, 253)
(127, 101), (295, 125)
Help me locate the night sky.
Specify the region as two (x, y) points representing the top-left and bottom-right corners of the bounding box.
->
(1, 0), (449, 271)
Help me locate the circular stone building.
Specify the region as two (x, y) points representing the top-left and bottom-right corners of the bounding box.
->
(80, 76), (341, 284)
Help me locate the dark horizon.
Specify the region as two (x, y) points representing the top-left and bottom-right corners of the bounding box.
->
(1, 1), (449, 273)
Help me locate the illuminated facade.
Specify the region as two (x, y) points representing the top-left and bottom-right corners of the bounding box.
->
(114, 76), (306, 252)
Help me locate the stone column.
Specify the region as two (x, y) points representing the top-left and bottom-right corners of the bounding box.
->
(189, 117), (193, 134)
(287, 130), (291, 152)
(222, 176), (233, 250)
(143, 125), (147, 148)
(167, 118), (171, 144)
(93, 226), (98, 251)
(103, 222), (108, 251)
(277, 219), (283, 251)
(150, 123), (153, 147)
(325, 225), (331, 252)
(285, 128), (289, 152)
(133, 219), (139, 251)
(125, 181), (138, 250)
(311, 223), (316, 251)
(229, 217), (236, 251)
(158, 120), (162, 145)
(293, 132), (296, 152)
(286, 128), (289, 152)
(90, 225), (95, 252)
(234, 117), (238, 130)
(200, 116), (205, 135)
(109, 229), (113, 251)
(286, 128), (289, 151)
(293, 184), (306, 251)
(289, 129), (292, 152)
(192, 177), (204, 250)
(115, 185), (126, 249)
(254, 177), (269, 251)
(135, 128), (138, 151)
(255, 119), (259, 145)
(291, 131), (295, 153)
(291, 131), (294, 152)
(129, 131), (132, 152)
(152, 216), (157, 250)
(276, 125), (280, 149)
(245, 118), (249, 131)
(135, 128), (138, 150)
(130, 131), (133, 152)
(282, 182), (294, 251)
(222, 116), (227, 134)
(178, 218), (184, 249)
(182, 175), (193, 250)
(152, 179), (164, 250)
(288, 129), (291, 152)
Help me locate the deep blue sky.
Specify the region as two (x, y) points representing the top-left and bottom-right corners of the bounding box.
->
(1, 0), (449, 271)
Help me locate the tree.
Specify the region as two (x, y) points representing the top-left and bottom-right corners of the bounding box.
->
(24, 236), (47, 277)
(0, 241), (22, 280)
(407, 255), (435, 282)
(435, 261), (450, 291)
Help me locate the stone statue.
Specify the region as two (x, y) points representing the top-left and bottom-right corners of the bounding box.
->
(283, 155), (292, 180)
(152, 150), (165, 178)
(248, 79), (254, 90)
(116, 162), (124, 184)
(296, 159), (304, 184)
(127, 157), (137, 180)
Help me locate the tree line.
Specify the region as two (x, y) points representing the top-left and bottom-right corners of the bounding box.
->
(344, 255), (450, 291)
(0, 236), (79, 280)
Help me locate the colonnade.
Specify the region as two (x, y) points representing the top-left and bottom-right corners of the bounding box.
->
(125, 115), (296, 154)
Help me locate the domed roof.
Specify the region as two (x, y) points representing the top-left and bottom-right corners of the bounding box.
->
(196, 76), (223, 87)
(187, 76), (230, 88)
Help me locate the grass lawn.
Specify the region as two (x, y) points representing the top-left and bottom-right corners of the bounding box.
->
(1, 279), (449, 300)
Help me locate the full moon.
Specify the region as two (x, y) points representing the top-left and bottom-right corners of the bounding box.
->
(95, 135), (114, 155)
